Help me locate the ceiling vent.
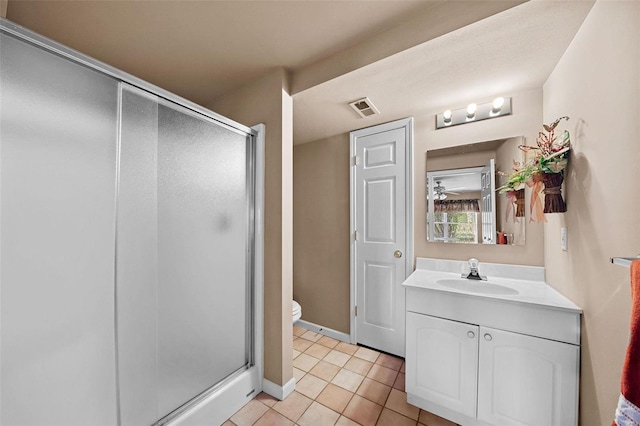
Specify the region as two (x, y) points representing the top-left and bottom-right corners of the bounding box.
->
(349, 97), (380, 118)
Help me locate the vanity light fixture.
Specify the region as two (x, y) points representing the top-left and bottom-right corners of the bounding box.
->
(436, 97), (512, 129)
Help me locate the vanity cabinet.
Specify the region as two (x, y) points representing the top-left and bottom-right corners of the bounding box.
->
(407, 312), (579, 426)
(405, 286), (580, 426)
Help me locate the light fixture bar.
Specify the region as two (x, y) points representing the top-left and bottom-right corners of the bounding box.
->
(436, 97), (512, 129)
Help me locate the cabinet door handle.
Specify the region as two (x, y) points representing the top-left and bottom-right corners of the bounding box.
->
(484, 333), (492, 341)
(467, 331), (475, 339)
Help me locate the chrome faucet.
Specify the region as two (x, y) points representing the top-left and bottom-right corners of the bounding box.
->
(463, 258), (487, 281)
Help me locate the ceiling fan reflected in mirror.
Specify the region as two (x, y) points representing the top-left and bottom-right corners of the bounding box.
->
(433, 180), (463, 200)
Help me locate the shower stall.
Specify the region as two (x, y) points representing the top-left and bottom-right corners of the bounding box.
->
(0, 19), (264, 426)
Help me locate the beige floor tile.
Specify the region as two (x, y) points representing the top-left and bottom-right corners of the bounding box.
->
(297, 401), (340, 426)
(293, 338), (314, 352)
(309, 360), (341, 382)
(324, 350), (351, 367)
(400, 361), (406, 374)
(331, 369), (365, 393)
(419, 409), (458, 426)
(293, 349), (301, 360)
(222, 421), (236, 426)
(376, 353), (403, 371)
(293, 367), (306, 382)
(316, 383), (354, 414)
(253, 408), (294, 426)
(377, 408), (416, 426)
(294, 353), (320, 372)
(342, 394), (382, 426)
(334, 342), (359, 355)
(273, 391), (313, 422)
(367, 364), (398, 386)
(230, 399), (269, 426)
(385, 389), (419, 420)
(353, 346), (380, 363)
(305, 343), (332, 360)
(296, 374), (328, 400)
(302, 330), (322, 342)
(393, 372), (406, 392)
(336, 415), (360, 426)
(355, 377), (391, 406)
(255, 392), (278, 407)
(293, 325), (306, 337)
(344, 356), (373, 376)
(317, 336), (340, 348)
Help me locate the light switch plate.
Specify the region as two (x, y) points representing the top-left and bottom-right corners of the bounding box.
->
(561, 227), (568, 251)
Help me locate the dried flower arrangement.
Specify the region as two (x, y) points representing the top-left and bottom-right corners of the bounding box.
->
(497, 116), (571, 222)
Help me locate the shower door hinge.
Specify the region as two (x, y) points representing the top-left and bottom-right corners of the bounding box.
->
(353, 155), (360, 166)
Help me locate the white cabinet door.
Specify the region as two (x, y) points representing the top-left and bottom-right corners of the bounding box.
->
(478, 327), (580, 426)
(406, 312), (479, 417)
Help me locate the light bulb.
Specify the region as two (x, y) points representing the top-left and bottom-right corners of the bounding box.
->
(443, 109), (452, 124)
(466, 103), (477, 118)
(492, 97), (505, 110)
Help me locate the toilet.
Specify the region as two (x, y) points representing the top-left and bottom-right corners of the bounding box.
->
(292, 300), (302, 323)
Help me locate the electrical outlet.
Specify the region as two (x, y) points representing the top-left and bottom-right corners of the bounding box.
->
(561, 227), (568, 251)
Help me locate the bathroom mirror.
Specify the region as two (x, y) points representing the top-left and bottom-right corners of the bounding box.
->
(426, 136), (525, 245)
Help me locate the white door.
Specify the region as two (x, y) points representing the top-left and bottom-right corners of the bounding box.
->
(406, 313), (479, 418)
(480, 159), (496, 244)
(351, 118), (412, 357)
(477, 327), (580, 426)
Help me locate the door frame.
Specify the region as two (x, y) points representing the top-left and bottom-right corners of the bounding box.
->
(349, 117), (414, 345)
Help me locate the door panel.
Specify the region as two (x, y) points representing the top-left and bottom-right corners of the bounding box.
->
(478, 327), (579, 426)
(365, 177), (396, 242)
(406, 313), (478, 417)
(363, 261), (396, 328)
(364, 141), (397, 168)
(353, 123), (408, 356)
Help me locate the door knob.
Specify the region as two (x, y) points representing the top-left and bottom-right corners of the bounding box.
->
(467, 331), (475, 339)
(394, 250), (403, 258)
(484, 333), (492, 341)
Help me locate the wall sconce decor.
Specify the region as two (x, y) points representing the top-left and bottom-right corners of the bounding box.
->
(436, 97), (512, 129)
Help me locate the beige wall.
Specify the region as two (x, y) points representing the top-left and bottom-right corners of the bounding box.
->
(1, 0), (8, 18)
(415, 88), (545, 266)
(542, 2), (640, 424)
(293, 134), (351, 333)
(208, 68), (294, 388)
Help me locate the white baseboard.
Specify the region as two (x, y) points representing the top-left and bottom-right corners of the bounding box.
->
(295, 319), (351, 343)
(262, 377), (296, 401)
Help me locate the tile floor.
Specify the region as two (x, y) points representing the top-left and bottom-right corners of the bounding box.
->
(224, 325), (457, 426)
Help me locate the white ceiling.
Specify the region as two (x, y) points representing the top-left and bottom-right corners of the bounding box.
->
(293, 0), (594, 144)
(5, 0), (594, 146)
(6, 0), (514, 104)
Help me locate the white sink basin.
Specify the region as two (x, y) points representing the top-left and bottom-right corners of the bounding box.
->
(436, 278), (520, 296)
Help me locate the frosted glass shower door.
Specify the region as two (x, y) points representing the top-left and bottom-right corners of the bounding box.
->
(117, 85), (253, 424)
(0, 33), (119, 425)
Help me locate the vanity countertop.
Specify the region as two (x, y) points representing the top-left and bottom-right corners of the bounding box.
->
(403, 258), (582, 314)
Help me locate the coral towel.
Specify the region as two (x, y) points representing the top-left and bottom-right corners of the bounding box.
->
(614, 260), (640, 426)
